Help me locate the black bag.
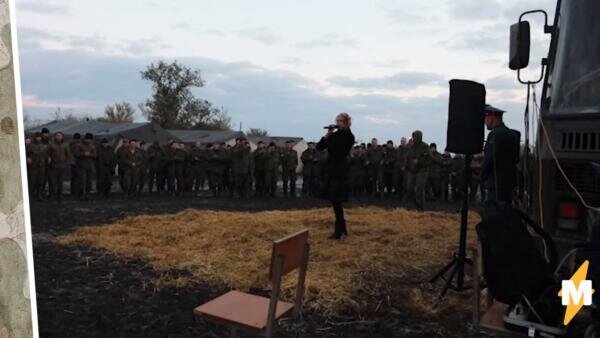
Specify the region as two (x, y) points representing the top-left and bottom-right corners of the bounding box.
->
(476, 203), (558, 305)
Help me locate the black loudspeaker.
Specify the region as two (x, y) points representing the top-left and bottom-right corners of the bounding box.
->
(446, 79), (486, 155)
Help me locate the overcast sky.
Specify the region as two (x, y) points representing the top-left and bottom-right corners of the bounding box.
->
(15, 0), (555, 146)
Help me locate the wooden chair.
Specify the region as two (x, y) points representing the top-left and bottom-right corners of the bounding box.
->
(194, 229), (310, 338)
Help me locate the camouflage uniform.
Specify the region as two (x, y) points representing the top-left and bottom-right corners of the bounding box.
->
(208, 147), (227, 196)
(381, 145), (396, 195)
(300, 147), (320, 196)
(116, 144), (129, 193)
(404, 131), (431, 210)
(280, 148), (298, 196)
(264, 148), (280, 197)
(26, 140), (46, 200)
(428, 150), (443, 200)
(123, 148), (144, 197)
(74, 140), (97, 199)
(137, 146), (148, 193)
(97, 143), (116, 197)
(347, 149), (367, 196)
(440, 153), (452, 201)
(69, 139), (82, 196)
(393, 145), (408, 198)
(366, 146), (384, 195)
(146, 142), (165, 193)
(231, 144), (251, 198)
(252, 147), (267, 196)
(46, 140), (71, 200)
(167, 147), (186, 195)
(189, 145), (208, 193)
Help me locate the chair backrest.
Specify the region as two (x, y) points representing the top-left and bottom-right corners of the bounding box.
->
(268, 229), (309, 280)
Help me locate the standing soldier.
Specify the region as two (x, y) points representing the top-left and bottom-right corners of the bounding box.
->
(75, 133), (97, 200)
(450, 153), (465, 201)
(403, 130), (431, 211)
(41, 127), (51, 196)
(146, 141), (164, 194)
(97, 138), (116, 197)
(348, 146), (367, 197)
(280, 140), (298, 197)
(440, 150), (453, 202)
(366, 138), (384, 196)
(252, 141), (267, 196)
(189, 140), (208, 195)
(207, 143), (227, 197)
(470, 152), (484, 202)
(382, 140), (396, 196)
(393, 137), (408, 199)
(427, 143), (443, 201)
(300, 142), (319, 196)
(27, 133), (46, 201)
(171, 143), (186, 196)
(69, 133), (82, 196)
(231, 137), (251, 198)
(46, 132), (71, 202)
(222, 144), (234, 196)
(123, 139), (143, 198)
(116, 138), (130, 194)
(264, 142), (280, 197)
(137, 141), (148, 194)
(481, 105), (520, 203)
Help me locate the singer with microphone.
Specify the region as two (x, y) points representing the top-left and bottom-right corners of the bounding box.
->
(316, 113), (355, 240)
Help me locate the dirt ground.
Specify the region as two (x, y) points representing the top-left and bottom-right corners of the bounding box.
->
(31, 193), (493, 338)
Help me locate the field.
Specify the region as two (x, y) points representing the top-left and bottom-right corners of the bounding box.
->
(31, 195), (489, 337)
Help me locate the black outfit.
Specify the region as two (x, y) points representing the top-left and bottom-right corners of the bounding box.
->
(316, 128), (355, 239)
(481, 122), (520, 203)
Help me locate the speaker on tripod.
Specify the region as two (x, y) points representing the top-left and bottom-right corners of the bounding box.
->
(430, 79), (486, 300)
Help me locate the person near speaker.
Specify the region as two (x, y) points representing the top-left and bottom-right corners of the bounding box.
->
(403, 130), (431, 211)
(481, 104), (520, 204)
(316, 112), (355, 240)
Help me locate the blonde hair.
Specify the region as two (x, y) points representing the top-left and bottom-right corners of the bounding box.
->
(337, 112), (352, 127)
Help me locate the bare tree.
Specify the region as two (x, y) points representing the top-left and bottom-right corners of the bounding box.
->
(101, 102), (135, 123)
(246, 128), (269, 137)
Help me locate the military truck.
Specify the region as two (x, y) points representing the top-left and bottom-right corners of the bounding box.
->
(508, 0), (599, 336)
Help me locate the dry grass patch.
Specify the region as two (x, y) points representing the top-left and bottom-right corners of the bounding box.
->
(57, 207), (479, 317)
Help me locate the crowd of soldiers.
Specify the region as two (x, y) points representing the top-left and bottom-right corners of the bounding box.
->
(25, 127), (488, 208)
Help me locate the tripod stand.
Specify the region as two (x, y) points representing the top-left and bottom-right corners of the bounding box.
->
(429, 154), (473, 300)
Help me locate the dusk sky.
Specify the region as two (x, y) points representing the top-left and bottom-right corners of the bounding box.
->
(15, 0), (554, 146)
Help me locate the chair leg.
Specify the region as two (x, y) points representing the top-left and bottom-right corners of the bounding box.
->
(230, 327), (238, 338)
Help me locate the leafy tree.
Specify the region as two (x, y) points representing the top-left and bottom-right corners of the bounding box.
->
(139, 60), (230, 130)
(246, 128), (269, 137)
(100, 102), (135, 123)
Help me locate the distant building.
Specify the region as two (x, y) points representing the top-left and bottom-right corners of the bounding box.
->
(26, 120), (176, 146)
(167, 129), (245, 147)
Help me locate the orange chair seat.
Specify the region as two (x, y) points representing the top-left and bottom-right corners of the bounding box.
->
(194, 290), (295, 332)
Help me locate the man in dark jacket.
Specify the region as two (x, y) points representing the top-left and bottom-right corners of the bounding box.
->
(481, 105), (520, 203)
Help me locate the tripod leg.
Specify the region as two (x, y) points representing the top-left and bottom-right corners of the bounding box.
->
(429, 258), (457, 283)
(439, 262), (459, 299)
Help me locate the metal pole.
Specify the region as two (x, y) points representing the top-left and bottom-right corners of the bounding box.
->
(457, 154), (472, 289)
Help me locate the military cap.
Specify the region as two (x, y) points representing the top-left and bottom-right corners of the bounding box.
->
(484, 104), (505, 116)
(41, 127), (49, 134)
(84, 133), (93, 140)
(268, 141), (277, 147)
(73, 133), (81, 139)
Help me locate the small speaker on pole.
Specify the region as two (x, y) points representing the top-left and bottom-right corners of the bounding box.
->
(446, 79), (486, 155)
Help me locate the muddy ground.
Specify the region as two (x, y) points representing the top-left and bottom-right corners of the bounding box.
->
(31, 192), (492, 338)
